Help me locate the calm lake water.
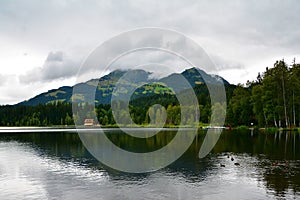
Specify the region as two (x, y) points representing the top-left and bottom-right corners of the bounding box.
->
(0, 128), (300, 200)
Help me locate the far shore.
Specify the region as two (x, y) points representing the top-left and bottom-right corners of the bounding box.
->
(0, 125), (300, 133)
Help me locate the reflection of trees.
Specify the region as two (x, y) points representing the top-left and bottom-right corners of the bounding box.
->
(255, 130), (300, 197)
(105, 129), (177, 153)
(262, 164), (300, 197)
(0, 132), (89, 160)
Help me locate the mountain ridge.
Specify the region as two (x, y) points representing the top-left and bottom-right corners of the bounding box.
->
(18, 67), (230, 106)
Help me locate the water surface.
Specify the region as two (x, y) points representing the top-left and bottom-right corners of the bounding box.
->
(0, 129), (300, 199)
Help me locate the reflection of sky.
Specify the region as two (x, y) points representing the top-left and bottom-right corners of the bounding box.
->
(0, 142), (48, 199)
(0, 142), (109, 200)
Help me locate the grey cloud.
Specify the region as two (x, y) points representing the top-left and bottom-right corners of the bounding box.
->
(2, 1), (300, 59)
(1, 0), (300, 104)
(46, 51), (63, 62)
(19, 51), (79, 83)
(76, 28), (217, 82)
(1, 0), (300, 48)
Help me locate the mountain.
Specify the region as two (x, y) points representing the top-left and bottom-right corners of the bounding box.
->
(18, 67), (230, 106)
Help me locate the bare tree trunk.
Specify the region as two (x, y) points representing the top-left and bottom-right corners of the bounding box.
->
(293, 58), (296, 127)
(274, 116), (278, 127)
(282, 73), (288, 127)
(263, 110), (267, 127)
(279, 119), (281, 128)
(293, 90), (296, 126)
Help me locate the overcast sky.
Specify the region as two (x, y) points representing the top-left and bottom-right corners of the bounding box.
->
(1, 0), (300, 105)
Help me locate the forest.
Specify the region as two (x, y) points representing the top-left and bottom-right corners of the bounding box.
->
(0, 59), (299, 128)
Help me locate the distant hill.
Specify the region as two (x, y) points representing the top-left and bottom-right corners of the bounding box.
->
(18, 67), (230, 106)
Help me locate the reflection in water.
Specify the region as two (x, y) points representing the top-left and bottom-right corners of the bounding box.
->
(0, 129), (300, 199)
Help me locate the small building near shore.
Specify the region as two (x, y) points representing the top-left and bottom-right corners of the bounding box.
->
(84, 119), (94, 126)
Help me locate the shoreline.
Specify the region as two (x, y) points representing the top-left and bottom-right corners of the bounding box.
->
(0, 125), (299, 133)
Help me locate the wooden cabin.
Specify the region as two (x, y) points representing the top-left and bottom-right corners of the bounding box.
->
(84, 119), (94, 126)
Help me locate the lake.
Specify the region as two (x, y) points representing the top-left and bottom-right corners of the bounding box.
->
(0, 128), (300, 200)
